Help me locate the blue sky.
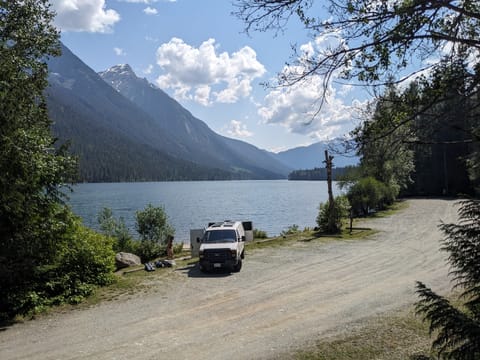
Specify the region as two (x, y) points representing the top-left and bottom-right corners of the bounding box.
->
(51, 0), (369, 152)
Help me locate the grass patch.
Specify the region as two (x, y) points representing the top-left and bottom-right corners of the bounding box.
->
(372, 200), (409, 218)
(281, 307), (432, 360)
(246, 224), (378, 252)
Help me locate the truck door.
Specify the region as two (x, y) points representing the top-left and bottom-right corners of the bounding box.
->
(190, 229), (204, 257)
(242, 221), (254, 242)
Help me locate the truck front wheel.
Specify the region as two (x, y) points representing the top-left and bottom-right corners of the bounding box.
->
(233, 259), (242, 272)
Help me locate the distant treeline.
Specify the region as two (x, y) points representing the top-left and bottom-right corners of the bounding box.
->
(288, 167), (351, 181)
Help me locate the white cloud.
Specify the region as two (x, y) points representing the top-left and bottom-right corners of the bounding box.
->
(51, 0), (120, 33)
(224, 120), (253, 138)
(114, 47), (126, 56)
(155, 38), (266, 105)
(143, 6), (158, 15)
(143, 64), (154, 75)
(194, 86), (212, 106)
(258, 33), (365, 141)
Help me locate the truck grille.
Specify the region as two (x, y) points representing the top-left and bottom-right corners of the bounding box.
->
(203, 249), (231, 263)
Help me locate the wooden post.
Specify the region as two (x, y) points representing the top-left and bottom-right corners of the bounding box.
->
(324, 150), (335, 232)
(166, 235), (174, 260)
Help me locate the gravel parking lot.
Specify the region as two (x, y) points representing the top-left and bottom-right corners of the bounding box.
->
(0, 199), (458, 360)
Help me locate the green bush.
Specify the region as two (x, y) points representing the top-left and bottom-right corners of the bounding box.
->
(97, 207), (135, 253)
(281, 224), (300, 236)
(135, 204), (175, 262)
(43, 217), (115, 306)
(173, 243), (185, 254)
(347, 177), (397, 216)
(317, 195), (350, 234)
(0, 211), (116, 319)
(253, 228), (268, 239)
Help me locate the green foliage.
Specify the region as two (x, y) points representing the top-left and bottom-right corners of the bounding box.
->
(0, 209), (115, 318)
(96, 205), (177, 262)
(416, 199), (480, 359)
(173, 243), (184, 255)
(135, 204), (174, 243)
(288, 167), (350, 181)
(253, 228), (268, 239)
(235, 0), (480, 93)
(280, 224), (300, 236)
(0, 1), (116, 320)
(351, 83), (415, 195)
(346, 177), (395, 216)
(135, 204), (175, 262)
(97, 207), (135, 253)
(47, 217), (115, 305)
(317, 195), (350, 234)
(236, 1), (480, 198)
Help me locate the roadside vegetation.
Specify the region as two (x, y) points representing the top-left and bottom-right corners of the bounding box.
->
(0, 1), (115, 321)
(97, 204), (177, 263)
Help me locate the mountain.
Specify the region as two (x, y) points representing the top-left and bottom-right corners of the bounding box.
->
(99, 64), (291, 179)
(46, 44), (290, 181)
(273, 141), (359, 170)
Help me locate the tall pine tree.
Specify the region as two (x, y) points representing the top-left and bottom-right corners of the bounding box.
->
(0, 0), (79, 317)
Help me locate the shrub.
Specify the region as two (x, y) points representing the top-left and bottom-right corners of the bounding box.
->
(0, 211), (116, 319)
(135, 204), (175, 262)
(346, 176), (399, 216)
(173, 243), (185, 254)
(280, 224), (300, 236)
(97, 207), (135, 253)
(49, 221), (115, 304)
(253, 228), (268, 239)
(317, 195), (350, 234)
(135, 241), (166, 263)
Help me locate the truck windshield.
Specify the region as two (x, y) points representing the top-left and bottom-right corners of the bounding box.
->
(203, 230), (237, 243)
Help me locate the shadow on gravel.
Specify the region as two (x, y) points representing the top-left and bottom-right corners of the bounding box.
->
(0, 319), (15, 331)
(176, 263), (232, 278)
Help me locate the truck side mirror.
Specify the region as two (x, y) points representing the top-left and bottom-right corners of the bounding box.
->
(241, 236), (245, 242)
(196, 237), (200, 243)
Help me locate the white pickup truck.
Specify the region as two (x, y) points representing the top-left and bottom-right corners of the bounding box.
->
(195, 221), (252, 273)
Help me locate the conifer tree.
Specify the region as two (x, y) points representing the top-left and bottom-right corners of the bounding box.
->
(416, 199), (480, 359)
(0, 0), (79, 317)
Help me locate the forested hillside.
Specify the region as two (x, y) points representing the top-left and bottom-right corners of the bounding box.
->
(46, 44), (289, 182)
(99, 64), (290, 180)
(288, 167), (350, 181)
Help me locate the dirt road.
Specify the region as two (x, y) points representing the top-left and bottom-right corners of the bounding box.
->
(0, 199), (458, 359)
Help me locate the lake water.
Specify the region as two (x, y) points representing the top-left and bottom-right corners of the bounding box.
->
(67, 180), (341, 243)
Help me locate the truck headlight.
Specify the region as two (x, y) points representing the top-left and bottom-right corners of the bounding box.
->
(199, 250), (204, 259)
(230, 249), (237, 258)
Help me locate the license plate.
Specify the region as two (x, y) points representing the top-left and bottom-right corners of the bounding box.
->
(213, 263), (221, 268)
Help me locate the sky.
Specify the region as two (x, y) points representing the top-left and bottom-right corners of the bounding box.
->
(51, 0), (370, 153)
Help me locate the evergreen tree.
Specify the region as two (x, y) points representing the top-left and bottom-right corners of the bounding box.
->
(0, 1), (114, 318)
(416, 199), (480, 359)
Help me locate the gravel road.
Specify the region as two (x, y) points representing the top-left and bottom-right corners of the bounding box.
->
(0, 199), (458, 360)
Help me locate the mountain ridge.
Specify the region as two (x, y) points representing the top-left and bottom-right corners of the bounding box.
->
(273, 141), (359, 170)
(47, 46), (240, 181)
(99, 62), (291, 179)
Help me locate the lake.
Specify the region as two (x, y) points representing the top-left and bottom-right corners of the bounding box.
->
(67, 180), (341, 243)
